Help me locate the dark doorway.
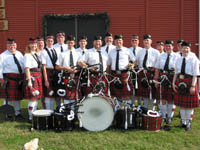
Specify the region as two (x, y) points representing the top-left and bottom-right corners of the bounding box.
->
(43, 13), (110, 48)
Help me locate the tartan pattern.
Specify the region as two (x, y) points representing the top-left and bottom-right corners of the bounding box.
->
(43, 69), (57, 98)
(63, 74), (82, 100)
(157, 73), (174, 102)
(110, 72), (133, 99)
(3, 73), (24, 101)
(174, 77), (199, 108)
(136, 71), (156, 99)
(84, 73), (108, 95)
(24, 69), (43, 100)
(0, 79), (5, 98)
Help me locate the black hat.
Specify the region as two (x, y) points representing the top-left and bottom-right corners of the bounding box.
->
(156, 41), (164, 45)
(94, 35), (102, 40)
(181, 41), (191, 47)
(79, 35), (87, 41)
(66, 35), (76, 41)
(29, 38), (37, 44)
(7, 38), (16, 44)
(45, 34), (54, 40)
(36, 36), (44, 41)
(56, 31), (65, 37)
(177, 39), (184, 44)
(143, 34), (152, 40)
(132, 34), (139, 40)
(165, 40), (174, 45)
(105, 32), (112, 37)
(114, 34), (123, 40)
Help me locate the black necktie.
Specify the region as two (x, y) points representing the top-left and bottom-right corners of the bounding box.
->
(98, 51), (103, 72)
(70, 51), (74, 67)
(180, 52), (182, 56)
(82, 51), (85, 55)
(133, 47), (135, 56)
(106, 45), (109, 53)
(60, 46), (63, 52)
(143, 50), (148, 68)
(13, 54), (22, 74)
(115, 50), (120, 70)
(164, 54), (170, 71)
(181, 57), (186, 74)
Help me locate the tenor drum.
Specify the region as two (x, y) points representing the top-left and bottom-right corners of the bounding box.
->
(32, 109), (53, 130)
(78, 95), (115, 132)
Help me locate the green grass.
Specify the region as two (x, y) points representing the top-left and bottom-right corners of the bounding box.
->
(0, 100), (200, 150)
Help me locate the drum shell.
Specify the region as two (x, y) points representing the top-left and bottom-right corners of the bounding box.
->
(142, 115), (162, 131)
(32, 115), (53, 130)
(53, 113), (73, 131)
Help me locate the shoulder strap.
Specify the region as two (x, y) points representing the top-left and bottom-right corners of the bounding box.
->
(45, 48), (56, 69)
(32, 53), (41, 68)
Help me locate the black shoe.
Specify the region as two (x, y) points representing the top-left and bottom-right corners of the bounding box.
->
(5, 114), (14, 121)
(185, 122), (191, 131)
(28, 119), (32, 124)
(15, 114), (25, 120)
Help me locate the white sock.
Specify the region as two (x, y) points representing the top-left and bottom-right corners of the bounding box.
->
(13, 101), (21, 116)
(50, 98), (55, 110)
(28, 101), (38, 120)
(45, 98), (51, 110)
(167, 104), (175, 119)
(131, 96), (135, 105)
(180, 109), (186, 125)
(150, 99), (156, 110)
(185, 109), (194, 122)
(190, 109), (194, 121)
(161, 104), (167, 119)
(4, 100), (11, 105)
(137, 97), (141, 105)
(143, 98), (149, 109)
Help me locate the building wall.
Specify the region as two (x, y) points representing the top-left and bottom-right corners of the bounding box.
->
(0, 0), (198, 54)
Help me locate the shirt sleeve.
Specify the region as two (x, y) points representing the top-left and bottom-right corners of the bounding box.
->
(55, 53), (63, 66)
(192, 57), (200, 76)
(0, 54), (3, 79)
(40, 50), (47, 65)
(24, 54), (32, 68)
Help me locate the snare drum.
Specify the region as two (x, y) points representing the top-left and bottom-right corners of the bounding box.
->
(143, 111), (162, 131)
(78, 95), (115, 132)
(32, 109), (53, 130)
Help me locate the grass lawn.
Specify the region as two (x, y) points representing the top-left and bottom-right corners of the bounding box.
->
(0, 100), (200, 150)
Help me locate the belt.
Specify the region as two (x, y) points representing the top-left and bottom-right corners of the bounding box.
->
(111, 70), (128, 75)
(30, 68), (41, 72)
(178, 74), (193, 79)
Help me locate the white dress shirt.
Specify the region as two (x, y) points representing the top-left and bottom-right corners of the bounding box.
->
(128, 46), (143, 57)
(155, 52), (178, 70)
(76, 47), (88, 61)
(56, 48), (81, 67)
(53, 43), (68, 55)
(175, 55), (200, 76)
(24, 51), (41, 69)
(81, 47), (108, 71)
(108, 46), (135, 71)
(101, 44), (116, 55)
(136, 47), (160, 68)
(0, 50), (24, 78)
(41, 47), (57, 69)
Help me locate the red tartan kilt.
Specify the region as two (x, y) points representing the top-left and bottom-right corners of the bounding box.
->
(174, 77), (199, 108)
(84, 73), (108, 95)
(110, 72), (133, 99)
(136, 71), (156, 99)
(63, 74), (82, 100)
(43, 69), (56, 98)
(24, 70), (43, 100)
(0, 80), (5, 98)
(3, 73), (24, 101)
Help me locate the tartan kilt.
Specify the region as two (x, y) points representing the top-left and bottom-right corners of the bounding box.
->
(84, 73), (108, 95)
(3, 73), (24, 101)
(24, 69), (43, 100)
(63, 74), (82, 100)
(110, 72), (133, 99)
(0, 79), (5, 98)
(136, 71), (156, 99)
(159, 73), (174, 103)
(43, 69), (57, 98)
(174, 77), (199, 108)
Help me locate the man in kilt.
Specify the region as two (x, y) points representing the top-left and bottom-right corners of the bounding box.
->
(0, 38), (24, 119)
(135, 34), (160, 110)
(154, 40), (178, 124)
(172, 41), (199, 131)
(56, 35), (82, 105)
(78, 36), (109, 95)
(108, 34), (135, 105)
(41, 35), (58, 110)
(101, 32), (116, 54)
(53, 31), (68, 54)
(24, 38), (43, 122)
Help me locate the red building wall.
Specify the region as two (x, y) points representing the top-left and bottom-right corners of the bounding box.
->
(0, 0), (198, 54)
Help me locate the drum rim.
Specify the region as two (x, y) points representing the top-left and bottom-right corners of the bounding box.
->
(32, 109), (54, 116)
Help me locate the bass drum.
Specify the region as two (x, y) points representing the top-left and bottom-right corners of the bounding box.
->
(78, 95), (115, 132)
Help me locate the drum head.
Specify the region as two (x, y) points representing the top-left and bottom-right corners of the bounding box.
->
(78, 96), (114, 132)
(32, 109), (54, 117)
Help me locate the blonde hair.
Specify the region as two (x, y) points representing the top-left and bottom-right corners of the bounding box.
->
(25, 44), (39, 54)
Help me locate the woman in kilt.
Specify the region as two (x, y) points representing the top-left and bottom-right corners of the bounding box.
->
(24, 38), (43, 122)
(154, 40), (178, 125)
(172, 41), (199, 131)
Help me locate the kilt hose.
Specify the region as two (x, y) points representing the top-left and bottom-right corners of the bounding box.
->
(136, 71), (156, 99)
(110, 71), (133, 100)
(43, 68), (57, 98)
(174, 77), (199, 108)
(157, 73), (174, 103)
(83, 72), (108, 95)
(3, 73), (24, 101)
(63, 73), (82, 100)
(24, 69), (43, 100)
